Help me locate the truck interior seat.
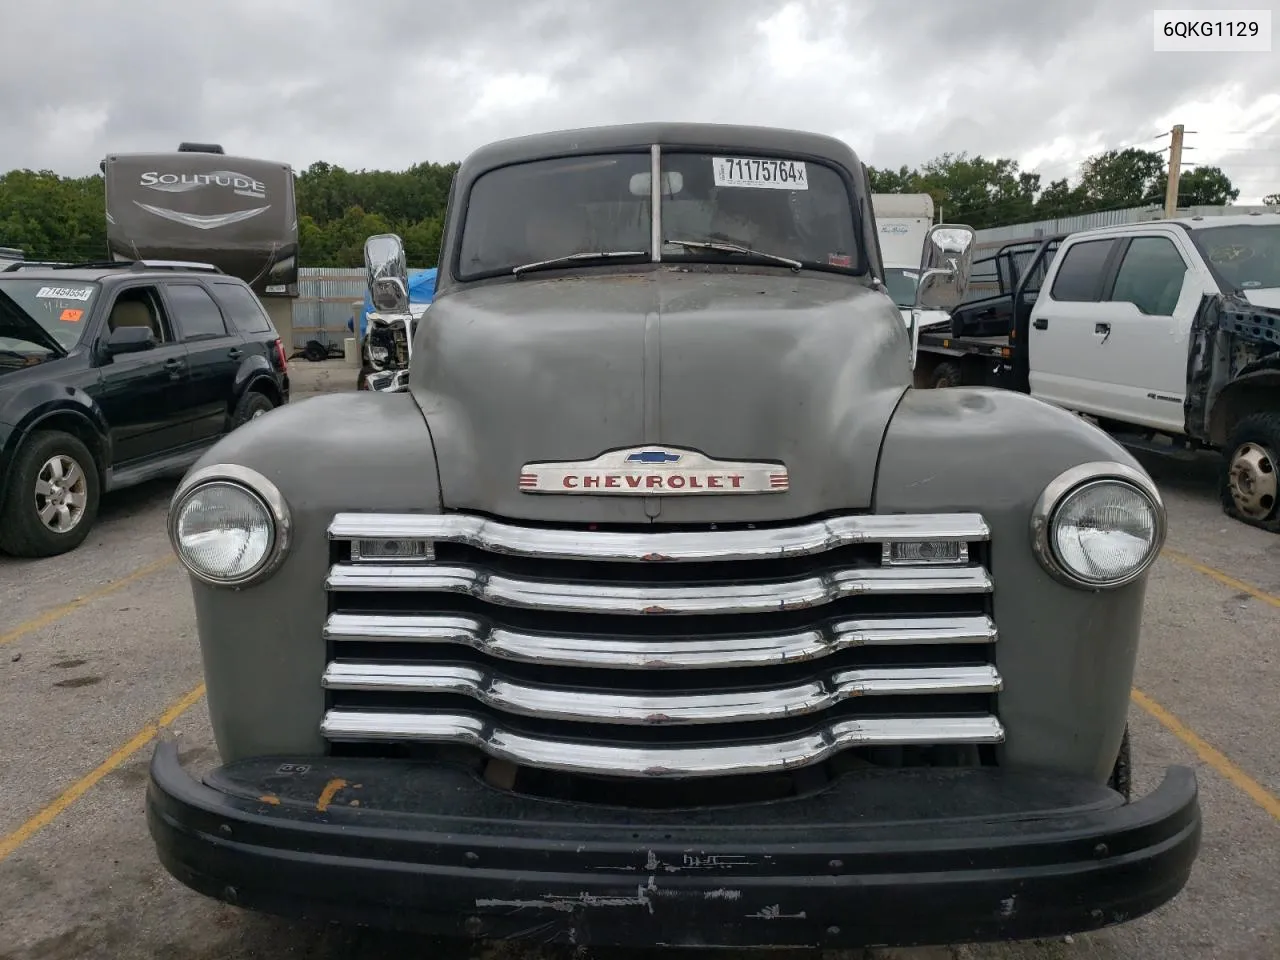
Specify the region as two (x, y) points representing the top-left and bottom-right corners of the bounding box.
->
(108, 298), (163, 341)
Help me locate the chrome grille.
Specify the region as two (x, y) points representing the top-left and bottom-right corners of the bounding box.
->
(322, 512), (1002, 780)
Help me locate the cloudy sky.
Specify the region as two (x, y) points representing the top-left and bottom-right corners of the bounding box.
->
(3, 0), (1278, 204)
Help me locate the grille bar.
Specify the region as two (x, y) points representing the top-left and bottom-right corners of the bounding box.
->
(324, 613), (998, 670)
(327, 511), (989, 561)
(322, 662), (1002, 725)
(320, 711), (1005, 778)
(325, 563), (993, 614)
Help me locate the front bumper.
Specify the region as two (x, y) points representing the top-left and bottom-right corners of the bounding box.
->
(146, 741), (1200, 948)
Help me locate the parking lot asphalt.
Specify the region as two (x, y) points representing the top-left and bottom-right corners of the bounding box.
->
(0, 365), (1277, 960)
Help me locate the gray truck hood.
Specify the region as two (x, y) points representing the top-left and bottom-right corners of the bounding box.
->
(410, 268), (909, 524)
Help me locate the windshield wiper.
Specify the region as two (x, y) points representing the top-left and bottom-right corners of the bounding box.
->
(664, 238), (802, 272)
(512, 250), (648, 277)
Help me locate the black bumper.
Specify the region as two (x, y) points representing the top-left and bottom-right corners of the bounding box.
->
(146, 741), (1201, 948)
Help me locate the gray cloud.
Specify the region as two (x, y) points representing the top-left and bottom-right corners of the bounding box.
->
(1, 0), (1276, 203)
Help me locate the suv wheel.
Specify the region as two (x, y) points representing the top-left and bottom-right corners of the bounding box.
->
(1219, 412), (1280, 532)
(0, 430), (101, 558)
(232, 391), (276, 428)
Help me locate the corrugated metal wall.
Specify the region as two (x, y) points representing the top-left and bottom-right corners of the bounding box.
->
(291, 267), (432, 350)
(974, 203), (1280, 253)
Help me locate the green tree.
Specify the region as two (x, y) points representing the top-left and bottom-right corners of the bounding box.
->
(1158, 165), (1240, 207)
(1077, 148), (1167, 209)
(1264, 192), (1280, 205)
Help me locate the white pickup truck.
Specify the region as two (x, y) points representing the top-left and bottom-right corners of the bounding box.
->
(914, 213), (1280, 531)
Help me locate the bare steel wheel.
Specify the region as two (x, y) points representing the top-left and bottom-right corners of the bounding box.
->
(0, 429), (102, 558)
(35, 453), (89, 533)
(1229, 442), (1277, 519)
(1219, 412), (1280, 532)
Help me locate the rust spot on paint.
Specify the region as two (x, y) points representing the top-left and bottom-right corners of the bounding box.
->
(258, 794), (281, 805)
(315, 778), (348, 812)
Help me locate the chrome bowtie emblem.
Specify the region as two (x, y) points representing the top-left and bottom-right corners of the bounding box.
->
(519, 445), (788, 495)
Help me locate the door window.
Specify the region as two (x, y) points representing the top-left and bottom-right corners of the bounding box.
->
(1108, 236), (1188, 316)
(1049, 239), (1115, 302)
(105, 286), (174, 343)
(165, 283), (229, 341)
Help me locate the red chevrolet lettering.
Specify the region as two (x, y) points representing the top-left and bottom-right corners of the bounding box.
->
(729, 474), (744, 488)
(626, 475), (643, 487)
(604, 475), (620, 488)
(646, 475), (662, 488)
(583, 475), (601, 488)
(707, 476), (723, 488)
(562, 476), (578, 488)
(668, 475), (686, 488)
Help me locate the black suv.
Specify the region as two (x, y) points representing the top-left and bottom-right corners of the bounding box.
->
(0, 259), (290, 557)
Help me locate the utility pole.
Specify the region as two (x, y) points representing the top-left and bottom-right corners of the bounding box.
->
(1164, 124), (1185, 218)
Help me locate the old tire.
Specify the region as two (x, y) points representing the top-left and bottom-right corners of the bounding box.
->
(0, 430), (101, 558)
(232, 390), (276, 428)
(1107, 724), (1132, 803)
(1219, 412), (1280, 532)
(931, 361), (964, 389)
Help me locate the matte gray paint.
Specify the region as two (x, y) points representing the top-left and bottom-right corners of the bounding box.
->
(876, 387), (1154, 783)
(180, 393), (441, 762)
(412, 267), (908, 523)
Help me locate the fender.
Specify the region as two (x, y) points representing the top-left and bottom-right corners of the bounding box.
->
(175, 391), (441, 761)
(228, 354), (283, 411)
(0, 385), (111, 508)
(874, 386), (1156, 783)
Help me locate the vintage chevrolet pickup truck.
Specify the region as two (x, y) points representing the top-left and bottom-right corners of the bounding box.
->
(146, 122), (1201, 949)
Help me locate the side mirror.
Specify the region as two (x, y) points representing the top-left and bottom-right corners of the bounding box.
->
(364, 233), (409, 315)
(908, 223), (976, 369)
(104, 325), (157, 355)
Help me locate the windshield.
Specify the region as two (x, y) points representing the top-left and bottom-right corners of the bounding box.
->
(1190, 224), (1280, 291)
(458, 153), (652, 280)
(660, 152), (860, 273)
(882, 267), (919, 308)
(0, 278), (99, 356)
(455, 148), (864, 280)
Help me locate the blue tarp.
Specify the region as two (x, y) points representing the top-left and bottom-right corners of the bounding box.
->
(349, 267), (438, 338)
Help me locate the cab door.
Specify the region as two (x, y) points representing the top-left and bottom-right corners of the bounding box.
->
(1026, 237), (1120, 413)
(162, 281), (241, 443)
(1087, 233), (1200, 432)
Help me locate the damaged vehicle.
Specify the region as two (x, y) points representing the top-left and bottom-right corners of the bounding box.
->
(914, 214), (1280, 531)
(355, 236), (434, 392)
(146, 122), (1201, 950)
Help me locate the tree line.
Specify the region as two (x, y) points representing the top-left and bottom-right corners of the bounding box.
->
(0, 147), (1269, 269)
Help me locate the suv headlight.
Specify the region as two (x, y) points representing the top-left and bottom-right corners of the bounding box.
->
(167, 464), (291, 587)
(1031, 461), (1165, 589)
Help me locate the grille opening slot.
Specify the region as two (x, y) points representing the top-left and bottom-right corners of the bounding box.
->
(323, 741), (993, 809)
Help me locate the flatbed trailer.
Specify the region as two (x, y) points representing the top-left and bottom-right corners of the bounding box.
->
(914, 235), (1065, 390)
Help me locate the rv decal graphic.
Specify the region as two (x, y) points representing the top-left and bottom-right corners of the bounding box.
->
(138, 170), (267, 200)
(134, 201), (272, 231)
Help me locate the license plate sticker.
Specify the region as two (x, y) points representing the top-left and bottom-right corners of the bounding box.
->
(712, 157), (808, 190)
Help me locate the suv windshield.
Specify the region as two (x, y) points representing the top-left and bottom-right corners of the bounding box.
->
(1190, 224), (1280, 291)
(0, 278), (99, 356)
(456, 148), (863, 280)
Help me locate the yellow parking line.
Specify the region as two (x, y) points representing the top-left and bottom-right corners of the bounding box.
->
(1132, 687), (1280, 822)
(0, 555), (177, 646)
(1161, 548), (1280, 610)
(0, 682), (205, 863)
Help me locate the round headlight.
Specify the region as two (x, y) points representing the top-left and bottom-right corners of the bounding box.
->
(168, 465), (290, 587)
(1033, 463), (1165, 589)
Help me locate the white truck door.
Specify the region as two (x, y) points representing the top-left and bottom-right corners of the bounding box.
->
(1027, 237), (1121, 413)
(1091, 233), (1200, 432)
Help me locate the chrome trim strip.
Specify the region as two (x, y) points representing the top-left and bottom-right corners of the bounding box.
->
(324, 613), (998, 670)
(319, 711), (1006, 778)
(322, 663), (1001, 725)
(327, 512), (990, 562)
(324, 563), (993, 613)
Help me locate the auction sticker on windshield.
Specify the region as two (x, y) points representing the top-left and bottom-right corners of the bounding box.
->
(36, 285), (94, 301)
(713, 157), (808, 190)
